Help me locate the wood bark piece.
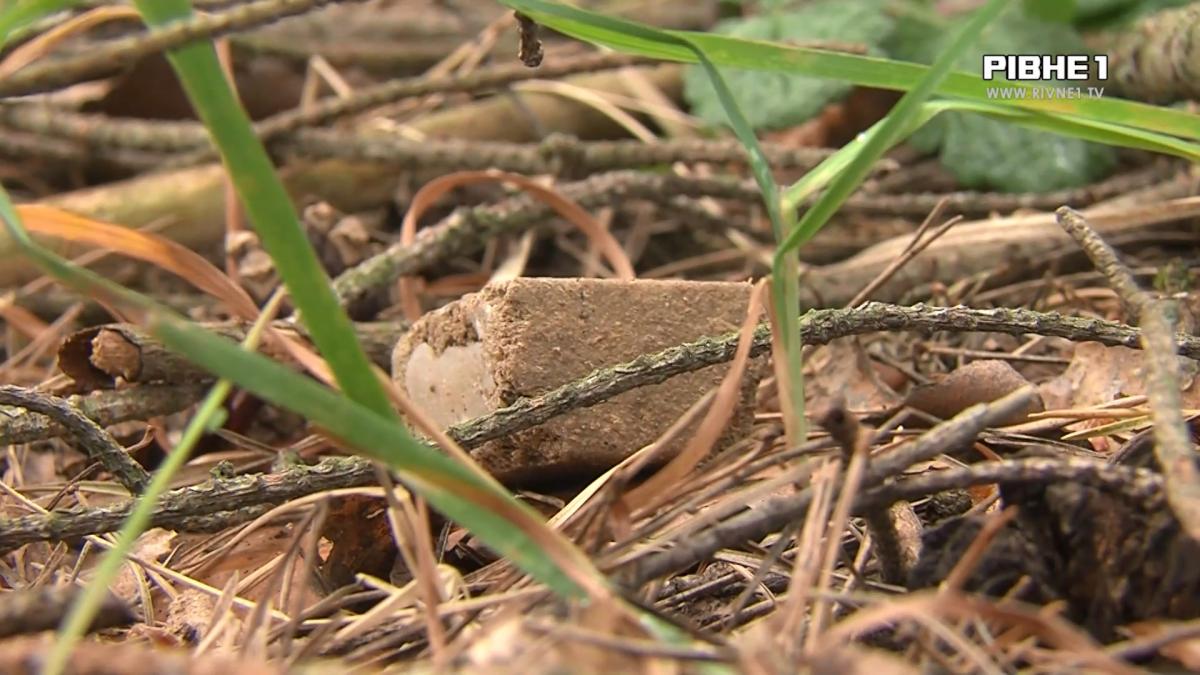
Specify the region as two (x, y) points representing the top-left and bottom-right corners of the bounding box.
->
(392, 277), (760, 485)
(57, 320), (404, 389)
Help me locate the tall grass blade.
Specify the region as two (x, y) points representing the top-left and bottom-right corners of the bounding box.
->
(500, 0), (1200, 145)
(776, 0), (1010, 259)
(0, 0), (75, 45)
(132, 0), (394, 417)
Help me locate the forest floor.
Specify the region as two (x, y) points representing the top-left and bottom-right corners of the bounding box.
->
(0, 1), (1198, 673)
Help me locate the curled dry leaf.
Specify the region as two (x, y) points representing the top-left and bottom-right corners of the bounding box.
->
(1041, 342), (1200, 410)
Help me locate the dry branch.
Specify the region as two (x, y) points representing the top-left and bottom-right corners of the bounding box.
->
(1055, 206), (1200, 542)
(331, 165), (1193, 310)
(804, 186), (1200, 306)
(0, 586), (133, 638)
(57, 320), (403, 389)
(0, 64), (685, 286)
(855, 456), (1164, 514)
(0, 0), (368, 97)
(0, 385), (150, 494)
(0, 383), (208, 445)
(618, 386), (1039, 584)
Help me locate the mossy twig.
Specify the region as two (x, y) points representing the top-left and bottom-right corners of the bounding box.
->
(0, 385), (150, 494)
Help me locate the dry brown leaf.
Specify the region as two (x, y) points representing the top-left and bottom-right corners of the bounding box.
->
(173, 523), (323, 612)
(17, 205), (259, 320)
(112, 527), (177, 611)
(806, 339), (903, 414)
(905, 359), (1045, 426)
(1039, 342), (1200, 450)
(1042, 342), (1200, 409)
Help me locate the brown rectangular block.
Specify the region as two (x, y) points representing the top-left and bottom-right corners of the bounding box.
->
(392, 277), (760, 485)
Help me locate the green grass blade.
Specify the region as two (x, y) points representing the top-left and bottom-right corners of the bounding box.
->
(147, 315), (595, 597)
(500, 0), (1199, 143)
(778, 96), (1199, 252)
(125, 0), (604, 597)
(0, 197), (597, 606)
(504, 1), (808, 439)
(778, 0), (1008, 258)
(927, 99), (1200, 160)
(0, 0), (76, 46)
(131, 0), (394, 418)
(45, 377), (236, 675)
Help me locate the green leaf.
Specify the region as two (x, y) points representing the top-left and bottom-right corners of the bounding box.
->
(894, 6), (1117, 191)
(937, 111), (1115, 192)
(683, 0), (894, 130)
(502, 0), (1200, 148)
(1022, 0), (1075, 22)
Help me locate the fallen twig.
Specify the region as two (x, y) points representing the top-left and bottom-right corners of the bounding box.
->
(0, 52), (649, 156)
(0, 385), (150, 494)
(0, 585), (133, 639)
(449, 303), (1200, 449)
(0, 0), (366, 97)
(57, 320), (403, 390)
(802, 188), (1200, 307)
(855, 456), (1164, 514)
(617, 386), (1039, 584)
(1055, 206), (1200, 541)
(0, 383), (208, 446)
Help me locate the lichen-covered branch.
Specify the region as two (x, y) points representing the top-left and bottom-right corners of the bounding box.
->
(0, 386), (151, 494)
(618, 387), (1039, 584)
(0, 456), (375, 552)
(57, 320), (404, 390)
(0, 383), (208, 446)
(0, 53), (649, 156)
(855, 456), (1165, 514)
(450, 303), (1200, 448)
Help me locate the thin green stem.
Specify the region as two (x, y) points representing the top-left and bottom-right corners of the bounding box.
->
(43, 379), (233, 675)
(132, 0), (395, 419)
(43, 293), (282, 675)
